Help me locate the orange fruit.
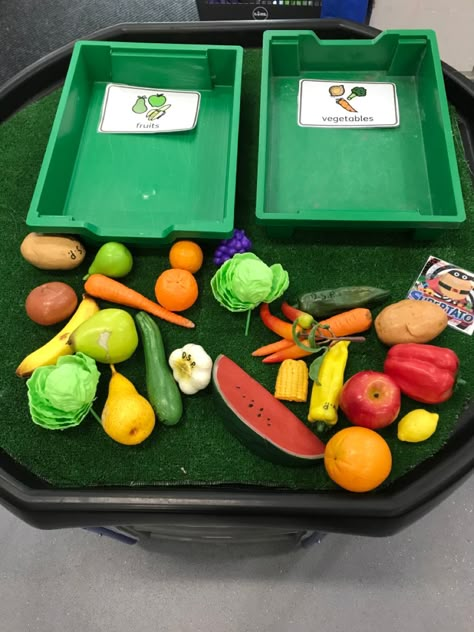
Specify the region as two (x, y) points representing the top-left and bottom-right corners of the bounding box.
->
(155, 268), (199, 312)
(169, 240), (203, 274)
(324, 427), (392, 493)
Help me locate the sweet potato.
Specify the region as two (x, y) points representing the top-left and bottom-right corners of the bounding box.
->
(375, 299), (448, 346)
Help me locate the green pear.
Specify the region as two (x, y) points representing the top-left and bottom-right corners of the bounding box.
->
(69, 309), (138, 364)
(84, 242), (133, 280)
(132, 96), (147, 114)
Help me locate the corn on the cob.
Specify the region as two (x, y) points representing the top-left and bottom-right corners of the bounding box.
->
(274, 359), (308, 402)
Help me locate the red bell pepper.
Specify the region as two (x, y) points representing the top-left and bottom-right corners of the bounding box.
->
(384, 343), (459, 404)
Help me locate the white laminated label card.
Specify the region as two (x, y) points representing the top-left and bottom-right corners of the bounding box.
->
(298, 80), (399, 128)
(99, 83), (201, 134)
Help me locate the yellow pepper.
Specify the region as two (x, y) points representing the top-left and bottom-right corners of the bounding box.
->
(307, 341), (350, 426)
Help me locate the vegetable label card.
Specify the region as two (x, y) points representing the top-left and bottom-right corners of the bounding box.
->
(298, 80), (399, 128)
(407, 256), (474, 335)
(99, 84), (201, 134)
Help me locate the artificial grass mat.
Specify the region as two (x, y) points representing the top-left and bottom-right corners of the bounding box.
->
(0, 49), (473, 490)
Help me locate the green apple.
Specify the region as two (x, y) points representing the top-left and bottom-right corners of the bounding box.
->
(85, 242), (133, 279)
(148, 94), (166, 108)
(69, 309), (138, 364)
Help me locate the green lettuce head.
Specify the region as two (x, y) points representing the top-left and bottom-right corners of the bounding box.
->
(27, 353), (100, 430)
(210, 253), (289, 312)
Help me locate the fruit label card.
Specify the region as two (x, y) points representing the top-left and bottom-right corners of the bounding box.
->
(298, 80), (399, 128)
(98, 83), (201, 134)
(407, 255), (474, 335)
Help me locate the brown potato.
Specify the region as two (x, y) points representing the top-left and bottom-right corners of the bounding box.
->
(25, 282), (78, 326)
(375, 299), (448, 346)
(20, 233), (86, 270)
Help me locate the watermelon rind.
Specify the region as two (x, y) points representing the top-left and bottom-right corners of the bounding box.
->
(212, 355), (325, 467)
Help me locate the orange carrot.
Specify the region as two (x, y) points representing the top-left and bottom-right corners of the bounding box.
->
(263, 308), (372, 363)
(84, 274), (195, 329)
(263, 342), (312, 364)
(336, 97), (357, 113)
(252, 338), (294, 357)
(318, 308), (372, 338)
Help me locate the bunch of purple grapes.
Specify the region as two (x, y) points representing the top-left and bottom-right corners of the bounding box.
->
(213, 229), (252, 266)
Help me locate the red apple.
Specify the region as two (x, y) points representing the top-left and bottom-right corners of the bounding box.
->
(340, 371), (401, 429)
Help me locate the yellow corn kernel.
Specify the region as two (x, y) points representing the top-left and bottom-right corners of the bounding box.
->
(274, 359), (309, 403)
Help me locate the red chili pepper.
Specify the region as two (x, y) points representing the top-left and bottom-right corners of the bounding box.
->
(259, 303), (294, 341)
(281, 301), (306, 322)
(384, 343), (459, 404)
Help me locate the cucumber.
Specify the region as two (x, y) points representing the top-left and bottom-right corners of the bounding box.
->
(135, 311), (183, 426)
(296, 286), (390, 319)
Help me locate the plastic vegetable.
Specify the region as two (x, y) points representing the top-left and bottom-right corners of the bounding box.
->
(294, 287), (390, 319)
(260, 303), (295, 340)
(307, 341), (350, 428)
(16, 296), (99, 378)
(260, 303), (372, 342)
(259, 305), (371, 363)
(135, 312), (183, 425)
(347, 86), (367, 100)
(329, 85), (344, 97)
(20, 233), (85, 270)
(84, 274), (195, 329)
(169, 343), (213, 395)
(375, 299), (447, 346)
(252, 338), (294, 357)
(26, 282), (78, 326)
(26, 353), (100, 430)
(100, 366), (155, 445)
(397, 409), (439, 443)
(210, 253), (289, 333)
(336, 98), (357, 113)
(84, 242), (133, 279)
(213, 229), (252, 266)
(384, 343), (459, 404)
(274, 359), (309, 403)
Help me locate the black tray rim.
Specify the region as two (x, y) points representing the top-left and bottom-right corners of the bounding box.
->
(0, 18), (473, 535)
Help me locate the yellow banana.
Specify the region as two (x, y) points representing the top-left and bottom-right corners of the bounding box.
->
(16, 295), (99, 377)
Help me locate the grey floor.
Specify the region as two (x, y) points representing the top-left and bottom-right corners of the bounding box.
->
(1, 479), (473, 631)
(1, 2), (473, 629)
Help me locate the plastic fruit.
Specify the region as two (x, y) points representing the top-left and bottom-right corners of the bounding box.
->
(324, 427), (392, 492)
(155, 269), (199, 312)
(69, 308), (138, 364)
(16, 296), (99, 377)
(26, 282), (78, 325)
(340, 371), (401, 429)
(84, 242), (133, 279)
(397, 409), (439, 442)
(101, 367), (155, 445)
(169, 240), (203, 274)
(20, 233), (86, 270)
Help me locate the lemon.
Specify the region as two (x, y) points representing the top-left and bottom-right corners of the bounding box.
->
(397, 409), (439, 443)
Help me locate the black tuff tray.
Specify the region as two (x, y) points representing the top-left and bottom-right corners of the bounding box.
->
(0, 19), (473, 535)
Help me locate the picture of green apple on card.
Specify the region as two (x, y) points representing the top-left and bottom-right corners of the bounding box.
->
(298, 79), (399, 128)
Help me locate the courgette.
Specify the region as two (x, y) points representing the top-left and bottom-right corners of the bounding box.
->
(296, 286), (390, 319)
(135, 311), (182, 425)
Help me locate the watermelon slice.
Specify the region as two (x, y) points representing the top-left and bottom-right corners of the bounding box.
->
(213, 355), (325, 467)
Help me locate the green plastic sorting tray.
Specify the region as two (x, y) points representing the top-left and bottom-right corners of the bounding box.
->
(256, 30), (465, 238)
(26, 41), (243, 245)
